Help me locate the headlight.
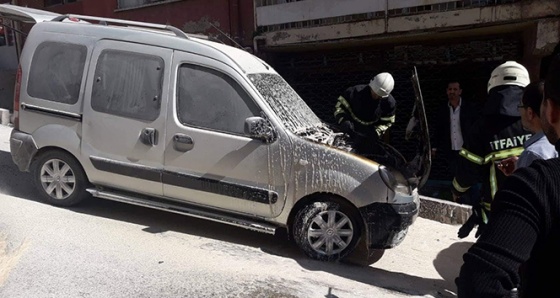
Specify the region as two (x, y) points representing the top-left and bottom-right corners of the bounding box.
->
(378, 166), (411, 195)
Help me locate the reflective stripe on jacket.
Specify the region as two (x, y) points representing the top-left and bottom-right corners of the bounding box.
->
(333, 84), (396, 138)
(452, 112), (531, 212)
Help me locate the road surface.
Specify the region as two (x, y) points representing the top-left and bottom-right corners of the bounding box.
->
(0, 124), (477, 297)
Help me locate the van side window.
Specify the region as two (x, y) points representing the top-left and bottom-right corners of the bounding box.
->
(177, 64), (260, 134)
(91, 50), (164, 121)
(27, 42), (86, 104)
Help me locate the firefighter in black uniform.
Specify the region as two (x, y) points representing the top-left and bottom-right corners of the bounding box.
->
(334, 72), (397, 156)
(453, 61), (533, 238)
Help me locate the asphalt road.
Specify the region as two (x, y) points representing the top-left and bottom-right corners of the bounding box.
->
(0, 124), (477, 298)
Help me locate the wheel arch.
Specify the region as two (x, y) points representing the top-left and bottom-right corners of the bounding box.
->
(31, 124), (82, 160)
(31, 146), (90, 183)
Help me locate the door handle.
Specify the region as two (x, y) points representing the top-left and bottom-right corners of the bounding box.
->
(173, 133), (194, 152)
(140, 128), (158, 146)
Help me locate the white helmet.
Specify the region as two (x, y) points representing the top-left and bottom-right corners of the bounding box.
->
(369, 72), (395, 98)
(487, 61), (530, 93)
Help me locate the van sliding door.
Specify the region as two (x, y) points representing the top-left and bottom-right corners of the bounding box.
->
(81, 40), (172, 196)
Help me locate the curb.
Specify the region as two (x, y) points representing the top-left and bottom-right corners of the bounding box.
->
(419, 195), (472, 225)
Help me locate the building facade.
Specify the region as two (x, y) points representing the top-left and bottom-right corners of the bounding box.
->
(12, 0), (255, 47)
(2, 0), (559, 182)
(254, 0), (560, 180)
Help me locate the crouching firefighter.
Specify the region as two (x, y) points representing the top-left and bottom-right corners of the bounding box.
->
(334, 72), (397, 157)
(453, 61), (533, 238)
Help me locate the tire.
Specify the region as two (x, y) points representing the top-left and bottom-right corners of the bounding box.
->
(31, 150), (90, 207)
(293, 201), (361, 261)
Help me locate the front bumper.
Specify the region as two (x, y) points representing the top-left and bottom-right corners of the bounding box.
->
(359, 195), (419, 249)
(10, 129), (37, 172)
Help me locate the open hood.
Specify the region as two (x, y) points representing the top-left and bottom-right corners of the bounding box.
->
(403, 66), (432, 188)
(363, 67), (432, 189)
(0, 4), (62, 23)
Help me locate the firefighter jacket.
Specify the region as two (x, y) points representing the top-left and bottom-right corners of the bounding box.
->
(452, 85), (532, 218)
(334, 84), (396, 153)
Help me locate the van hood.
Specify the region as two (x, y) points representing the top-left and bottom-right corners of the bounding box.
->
(0, 4), (62, 23)
(297, 67), (431, 189)
(249, 68), (431, 189)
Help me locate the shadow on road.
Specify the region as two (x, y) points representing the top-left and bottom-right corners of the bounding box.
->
(0, 150), (39, 200)
(0, 147), (303, 258)
(0, 147), (455, 297)
(293, 258), (455, 298)
(433, 241), (473, 293)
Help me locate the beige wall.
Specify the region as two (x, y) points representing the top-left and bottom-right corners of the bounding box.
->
(256, 0), (455, 26)
(259, 0), (560, 48)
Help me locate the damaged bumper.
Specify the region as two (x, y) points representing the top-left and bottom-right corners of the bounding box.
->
(10, 129), (37, 172)
(359, 194), (419, 249)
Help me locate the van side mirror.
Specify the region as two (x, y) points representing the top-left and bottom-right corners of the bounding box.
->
(244, 116), (276, 143)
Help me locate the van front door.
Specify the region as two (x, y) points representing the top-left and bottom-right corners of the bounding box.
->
(81, 40), (172, 196)
(162, 52), (290, 218)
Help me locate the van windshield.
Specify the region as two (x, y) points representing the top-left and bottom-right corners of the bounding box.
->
(248, 73), (323, 134)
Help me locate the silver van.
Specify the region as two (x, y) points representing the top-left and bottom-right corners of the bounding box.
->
(1, 4), (431, 262)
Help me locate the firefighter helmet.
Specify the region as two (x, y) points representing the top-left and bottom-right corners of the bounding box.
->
(369, 72), (395, 98)
(487, 61), (530, 93)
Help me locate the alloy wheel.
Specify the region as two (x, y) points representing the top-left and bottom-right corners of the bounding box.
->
(40, 158), (76, 200)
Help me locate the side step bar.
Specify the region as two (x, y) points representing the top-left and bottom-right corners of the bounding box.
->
(86, 188), (278, 235)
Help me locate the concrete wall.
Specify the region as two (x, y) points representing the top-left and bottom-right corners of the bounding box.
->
(259, 0), (560, 47)
(256, 0), (386, 26)
(256, 0), (453, 26)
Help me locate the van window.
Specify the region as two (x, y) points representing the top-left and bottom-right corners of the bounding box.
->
(91, 50), (164, 121)
(177, 64), (260, 135)
(27, 42), (87, 104)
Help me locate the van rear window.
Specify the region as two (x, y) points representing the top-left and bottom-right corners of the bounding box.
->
(27, 42), (87, 104)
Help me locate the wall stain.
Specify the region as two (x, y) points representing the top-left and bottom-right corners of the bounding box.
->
(272, 31), (290, 42)
(182, 16), (221, 35)
(297, 34), (319, 42)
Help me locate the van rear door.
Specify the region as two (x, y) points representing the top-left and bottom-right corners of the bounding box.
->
(0, 4), (61, 23)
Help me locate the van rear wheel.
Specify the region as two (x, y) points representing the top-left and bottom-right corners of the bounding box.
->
(293, 201), (361, 261)
(32, 150), (90, 207)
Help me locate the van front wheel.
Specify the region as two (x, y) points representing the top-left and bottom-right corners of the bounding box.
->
(32, 150), (90, 207)
(293, 201), (361, 261)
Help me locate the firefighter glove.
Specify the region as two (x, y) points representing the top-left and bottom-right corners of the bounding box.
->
(340, 120), (355, 137)
(458, 204), (486, 239)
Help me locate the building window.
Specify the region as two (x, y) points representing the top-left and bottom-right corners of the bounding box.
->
(0, 22), (16, 47)
(45, 0), (79, 7)
(0, 25), (6, 47)
(117, 0), (166, 10)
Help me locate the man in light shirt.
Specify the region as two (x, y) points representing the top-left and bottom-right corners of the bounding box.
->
(432, 80), (478, 184)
